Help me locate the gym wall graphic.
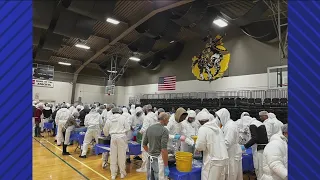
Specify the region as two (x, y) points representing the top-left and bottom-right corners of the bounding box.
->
(191, 34), (230, 81)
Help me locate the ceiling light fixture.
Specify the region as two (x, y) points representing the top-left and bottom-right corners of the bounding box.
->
(107, 70), (117, 73)
(106, 18), (120, 25)
(170, 40), (175, 44)
(58, 62), (71, 66)
(129, 57), (141, 61)
(75, 44), (90, 50)
(213, 18), (228, 27)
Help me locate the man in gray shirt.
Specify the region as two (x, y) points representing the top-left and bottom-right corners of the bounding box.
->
(143, 112), (170, 180)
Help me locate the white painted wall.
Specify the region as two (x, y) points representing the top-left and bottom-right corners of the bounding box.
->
(33, 81), (72, 103)
(32, 82), (114, 104)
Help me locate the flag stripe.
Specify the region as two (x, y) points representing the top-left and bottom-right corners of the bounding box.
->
(158, 76), (176, 91)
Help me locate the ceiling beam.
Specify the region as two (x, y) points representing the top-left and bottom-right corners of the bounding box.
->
(74, 0), (195, 75)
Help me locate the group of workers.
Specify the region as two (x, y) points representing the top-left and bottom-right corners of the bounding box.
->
(32, 101), (288, 180)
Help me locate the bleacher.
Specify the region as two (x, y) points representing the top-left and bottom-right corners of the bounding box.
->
(134, 89), (288, 124)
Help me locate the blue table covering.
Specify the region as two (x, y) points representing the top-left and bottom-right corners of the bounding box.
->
(44, 122), (54, 130)
(69, 127), (87, 143)
(168, 148), (254, 180)
(94, 142), (141, 156)
(169, 166), (202, 180)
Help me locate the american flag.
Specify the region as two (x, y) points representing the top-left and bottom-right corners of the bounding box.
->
(158, 76), (176, 91)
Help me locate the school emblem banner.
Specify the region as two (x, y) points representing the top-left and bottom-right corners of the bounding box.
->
(191, 34), (230, 81)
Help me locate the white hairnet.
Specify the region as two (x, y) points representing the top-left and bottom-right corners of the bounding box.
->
(99, 105), (105, 109)
(76, 105), (82, 110)
(122, 108), (128, 113)
(158, 108), (165, 113)
(196, 111), (210, 122)
(32, 101), (38, 106)
(131, 104), (135, 109)
(61, 103), (68, 108)
(282, 124), (288, 133)
(187, 110), (196, 118)
(259, 111), (268, 116)
(36, 102), (44, 109)
(240, 112), (250, 118)
(195, 109), (200, 115)
(136, 106), (143, 113)
(146, 104), (152, 110)
(106, 104), (115, 109)
(66, 103), (71, 108)
(215, 108), (230, 126)
(83, 104), (90, 109)
(268, 113), (276, 119)
(72, 111), (80, 118)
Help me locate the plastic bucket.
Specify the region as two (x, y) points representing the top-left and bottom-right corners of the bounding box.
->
(175, 151), (193, 172)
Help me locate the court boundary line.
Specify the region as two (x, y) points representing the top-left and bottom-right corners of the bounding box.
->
(33, 138), (89, 180)
(39, 138), (109, 180)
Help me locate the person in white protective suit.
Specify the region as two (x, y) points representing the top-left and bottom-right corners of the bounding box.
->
(68, 105), (75, 115)
(143, 112), (170, 180)
(165, 107), (189, 153)
(55, 104), (71, 146)
(102, 104), (114, 124)
(121, 107), (133, 163)
(73, 105), (82, 115)
(236, 112), (250, 124)
(180, 110), (198, 153)
(237, 114), (253, 145)
(79, 106), (103, 158)
(137, 104), (159, 173)
(216, 108), (243, 180)
(103, 107), (130, 180)
(128, 106), (145, 161)
(242, 117), (269, 180)
(260, 111), (275, 141)
(261, 124), (288, 180)
(130, 104), (136, 115)
(268, 113), (284, 135)
(195, 111), (229, 180)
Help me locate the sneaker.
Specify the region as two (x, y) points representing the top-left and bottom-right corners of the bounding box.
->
(126, 158), (131, 163)
(120, 174), (126, 179)
(136, 168), (147, 173)
(102, 161), (108, 169)
(79, 155), (87, 158)
(111, 176), (116, 180)
(62, 152), (71, 155)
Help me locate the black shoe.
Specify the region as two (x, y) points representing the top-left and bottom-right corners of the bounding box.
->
(54, 140), (57, 142)
(62, 152), (71, 155)
(126, 158), (131, 163)
(134, 156), (142, 160)
(79, 155), (87, 158)
(52, 134), (56, 137)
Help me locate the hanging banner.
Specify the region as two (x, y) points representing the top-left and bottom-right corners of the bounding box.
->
(191, 34), (230, 81)
(33, 63), (54, 80)
(32, 79), (54, 88)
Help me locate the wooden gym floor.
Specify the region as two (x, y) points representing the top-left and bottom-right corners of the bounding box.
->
(33, 134), (146, 180)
